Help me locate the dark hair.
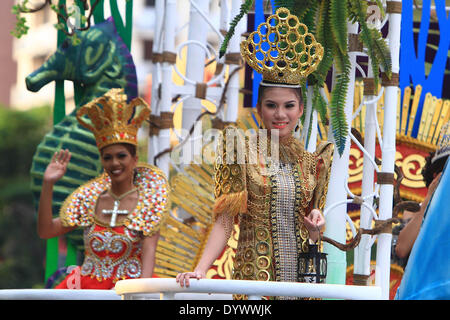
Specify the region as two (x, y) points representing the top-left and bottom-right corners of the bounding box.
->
(100, 143), (137, 157)
(421, 151), (448, 188)
(257, 83), (304, 106)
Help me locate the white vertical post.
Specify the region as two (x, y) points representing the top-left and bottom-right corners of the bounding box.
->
(148, 0), (165, 166)
(219, 0), (229, 31)
(158, 0), (177, 177)
(375, 1), (401, 300)
(180, 0), (210, 167)
(302, 86), (318, 152)
(223, 0), (245, 123)
(307, 110), (318, 152)
(354, 57), (377, 280)
(323, 22), (359, 285)
(181, 0), (209, 129)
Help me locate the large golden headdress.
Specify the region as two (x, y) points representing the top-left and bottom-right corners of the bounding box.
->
(240, 7), (323, 87)
(76, 88), (150, 150)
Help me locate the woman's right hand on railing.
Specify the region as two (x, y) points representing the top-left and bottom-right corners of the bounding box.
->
(175, 270), (206, 288)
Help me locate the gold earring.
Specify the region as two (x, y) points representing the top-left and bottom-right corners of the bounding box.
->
(295, 118), (301, 132)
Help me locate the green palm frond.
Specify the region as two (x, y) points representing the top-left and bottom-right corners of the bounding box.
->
(273, 0), (294, 9)
(371, 28), (392, 78)
(349, 0), (381, 86)
(301, 0), (319, 35)
(301, 84), (308, 106)
(329, 56), (351, 156)
(273, 0), (319, 34)
(331, 44), (346, 75)
(310, 0), (333, 86)
(348, 0), (391, 88)
(309, 47), (333, 87)
(219, 0), (254, 58)
(373, 0), (386, 20)
(313, 86), (328, 127)
(274, 0), (316, 20)
(330, 0), (348, 55)
(347, 0), (367, 24)
(316, 0), (329, 43)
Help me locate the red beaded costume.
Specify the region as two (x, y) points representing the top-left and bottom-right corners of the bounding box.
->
(56, 164), (169, 289)
(53, 88), (169, 289)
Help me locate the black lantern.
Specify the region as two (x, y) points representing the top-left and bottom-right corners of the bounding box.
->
(298, 241), (327, 284)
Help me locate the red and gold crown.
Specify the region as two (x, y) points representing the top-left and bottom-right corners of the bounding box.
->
(76, 88), (150, 150)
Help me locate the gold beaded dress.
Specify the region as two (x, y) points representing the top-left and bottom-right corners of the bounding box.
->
(213, 126), (333, 298)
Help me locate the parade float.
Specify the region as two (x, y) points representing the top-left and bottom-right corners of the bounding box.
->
(1, 0), (448, 300)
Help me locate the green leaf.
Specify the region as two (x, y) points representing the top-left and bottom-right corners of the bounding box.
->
(219, 0), (254, 58)
(331, 39), (348, 75)
(374, 0), (386, 19)
(371, 28), (392, 78)
(348, 0), (379, 86)
(10, 3), (30, 39)
(311, 0), (334, 86)
(313, 86), (328, 126)
(347, 0), (392, 89)
(329, 0), (348, 55)
(274, 0), (316, 20)
(316, 0), (330, 45)
(347, 0), (367, 24)
(329, 56), (351, 156)
(301, 1), (319, 35)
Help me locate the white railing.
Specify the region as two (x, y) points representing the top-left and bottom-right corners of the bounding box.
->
(0, 289), (232, 300)
(0, 289), (121, 300)
(114, 278), (382, 300)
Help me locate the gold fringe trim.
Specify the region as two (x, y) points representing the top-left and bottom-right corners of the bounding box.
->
(213, 190), (248, 222)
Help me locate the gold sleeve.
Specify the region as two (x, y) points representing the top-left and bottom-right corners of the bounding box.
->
(212, 126), (248, 222)
(312, 141), (334, 211)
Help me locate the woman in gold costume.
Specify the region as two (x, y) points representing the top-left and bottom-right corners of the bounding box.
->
(37, 88), (169, 289)
(176, 8), (333, 298)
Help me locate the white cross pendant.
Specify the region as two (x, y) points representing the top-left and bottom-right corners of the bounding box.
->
(102, 200), (128, 227)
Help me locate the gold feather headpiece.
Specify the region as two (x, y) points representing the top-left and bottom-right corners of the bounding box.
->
(240, 7), (324, 87)
(76, 88), (150, 150)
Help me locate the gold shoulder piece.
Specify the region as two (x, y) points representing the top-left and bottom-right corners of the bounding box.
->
(59, 174), (107, 227)
(312, 142), (334, 211)
(124, 164), (170, 236)
(213, 126), (248, 220)
(137, 163), (169, 184)
(315, 141), (334, 161)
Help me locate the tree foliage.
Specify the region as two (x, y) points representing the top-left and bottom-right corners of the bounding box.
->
(0, 105), (52, 288)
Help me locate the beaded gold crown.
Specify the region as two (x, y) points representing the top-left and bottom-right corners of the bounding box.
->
(76, 88), (150, 150)
(240, 7), (324, 86)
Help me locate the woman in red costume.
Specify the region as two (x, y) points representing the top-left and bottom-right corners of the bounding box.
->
(37, 88), (169, 289)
